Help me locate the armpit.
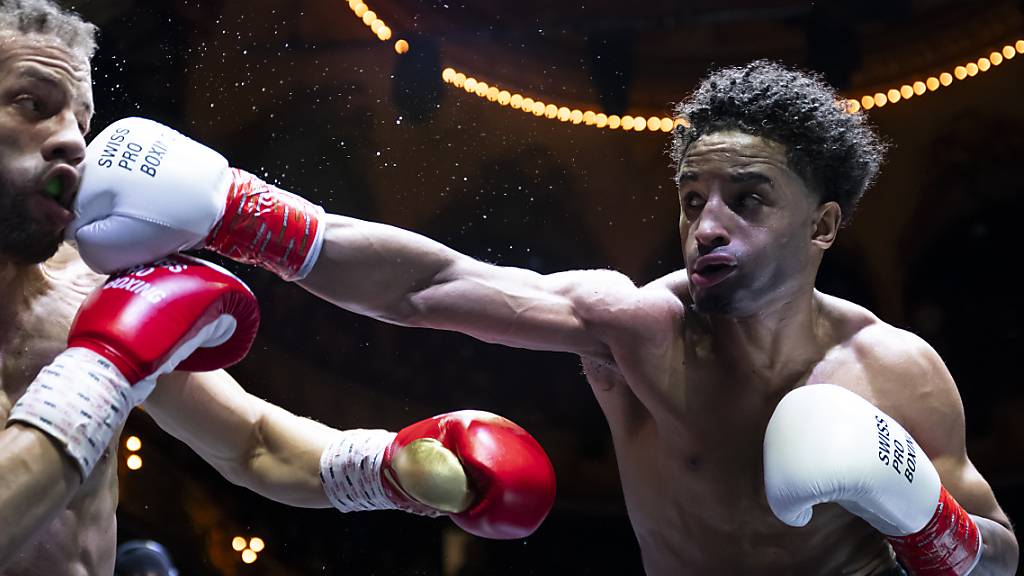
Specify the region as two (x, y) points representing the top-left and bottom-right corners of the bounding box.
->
(581, 356), (625, 391)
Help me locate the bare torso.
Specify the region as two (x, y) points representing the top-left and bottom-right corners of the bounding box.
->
(0, 245), (114, 576)
(582, 277), (904, 575)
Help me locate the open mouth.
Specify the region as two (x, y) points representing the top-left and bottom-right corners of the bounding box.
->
(696, 262), (733, 275)
(691, 255), (738, 289)
(43, 178), (63, 202)
(40, 165), (79, 211)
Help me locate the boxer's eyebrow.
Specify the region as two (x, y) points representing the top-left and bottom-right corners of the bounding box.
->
(15, 66), (60, 85)
(676, 170), (699, 184)
(730, 171), (773, 187)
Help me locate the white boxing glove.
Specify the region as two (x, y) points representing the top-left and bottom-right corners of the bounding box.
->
(67, 117), (324, 280)
(764, 384), (981, 575)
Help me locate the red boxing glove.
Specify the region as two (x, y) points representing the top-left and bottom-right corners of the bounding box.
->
(8, 255), (260, 478)
(387, 411), (558, 539)
(70, 254), (259, 382)
(320, 410), (556, 540)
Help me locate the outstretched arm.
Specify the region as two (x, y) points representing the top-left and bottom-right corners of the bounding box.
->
(144, 369), (557, 539)
(72, 118), (636, 359)
(297, 213), (633, 358)
(144, 369), (334, 508)
(70, 118), (646, 361)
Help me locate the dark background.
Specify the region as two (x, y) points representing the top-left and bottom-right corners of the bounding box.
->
(65, 0), (1024, 573)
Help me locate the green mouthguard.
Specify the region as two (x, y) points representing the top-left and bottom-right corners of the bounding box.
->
(44, 178), (62, 199)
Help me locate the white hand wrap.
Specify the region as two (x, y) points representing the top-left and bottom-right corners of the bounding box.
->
(320, 429), (400, 513)
(7, 347), (144, 478)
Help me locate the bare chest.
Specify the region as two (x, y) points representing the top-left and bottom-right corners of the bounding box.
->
(0, 273), (118, 576)
(581, 338), (893, 574)
(0, 285), (83, 415)
(2, 461), (119, 576)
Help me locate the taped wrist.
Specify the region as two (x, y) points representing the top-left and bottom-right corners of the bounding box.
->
(206, 168), (324, 281)
(319, 428), (440, 516)
(7, 348), (137, 479)
(887, 487), (983, 576)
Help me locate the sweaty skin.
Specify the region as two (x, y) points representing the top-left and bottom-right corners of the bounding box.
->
(0, 245), (346, 576)
(0, 36), (348, 575)
(0, 33), (112, 575)
(0, 246), (118, 576)
(296, 131), (1017, 574)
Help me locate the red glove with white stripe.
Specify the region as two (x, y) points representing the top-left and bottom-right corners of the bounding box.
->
(8, 255), (260, 478)
(67, 117), (324, 281)
(320, 410), (557, 539)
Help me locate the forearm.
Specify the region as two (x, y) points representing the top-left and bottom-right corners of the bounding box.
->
(0, 424), (80, 568)
(968, 515), (1018, 576)
(298, 213), (461, 324)
(221, 401), (337, 509)
(147, 371), (332, 508)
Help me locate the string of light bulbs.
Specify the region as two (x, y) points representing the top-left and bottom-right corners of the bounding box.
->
(441, 67), (690, 132)
(844, 40), (1024, 113)
(345, 0), (409, 53)
(443, 39), (1024, 130)
(342, 3), (1022, 129)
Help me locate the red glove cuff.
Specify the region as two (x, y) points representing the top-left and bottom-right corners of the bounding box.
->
(887, 486), (982, 576)
(206, 168), (324, 280)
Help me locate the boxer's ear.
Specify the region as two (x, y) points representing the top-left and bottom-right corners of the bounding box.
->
(811, 201), (840, 249)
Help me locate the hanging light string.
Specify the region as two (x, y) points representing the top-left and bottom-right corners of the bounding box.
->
(441, 38), (1023, 130)
(440, 67), (689, 132)
(345, 0), (409, 53)
(844, 40), (1024, 113)
(342, 2), (1021, 128)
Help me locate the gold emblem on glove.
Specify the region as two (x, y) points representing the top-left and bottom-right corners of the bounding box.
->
(391, 438), (473, 513)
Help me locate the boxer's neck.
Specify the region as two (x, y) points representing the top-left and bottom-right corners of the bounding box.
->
(0, 257), (47, 325)
(0, 244), (88, 324)
(704, 288), (826, 383)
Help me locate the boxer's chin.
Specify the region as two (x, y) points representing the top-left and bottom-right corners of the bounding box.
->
(691, 287), (758, 318)
(0, 221), (64, 265)
(0, 189), (63, 264)
(692, 293), (741, 317)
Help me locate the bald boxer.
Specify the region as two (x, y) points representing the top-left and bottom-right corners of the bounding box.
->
(69, 60), (1019, 574)
(0, 3), (555, 575)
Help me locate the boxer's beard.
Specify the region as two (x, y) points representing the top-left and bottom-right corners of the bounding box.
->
(692, 290), (739, 316)
(691, 287), (756, 317)
(0, 182), (63, 265)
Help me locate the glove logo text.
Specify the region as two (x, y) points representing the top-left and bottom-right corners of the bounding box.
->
(94, 126), (169, 178)
(874, 415), (918, 484)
